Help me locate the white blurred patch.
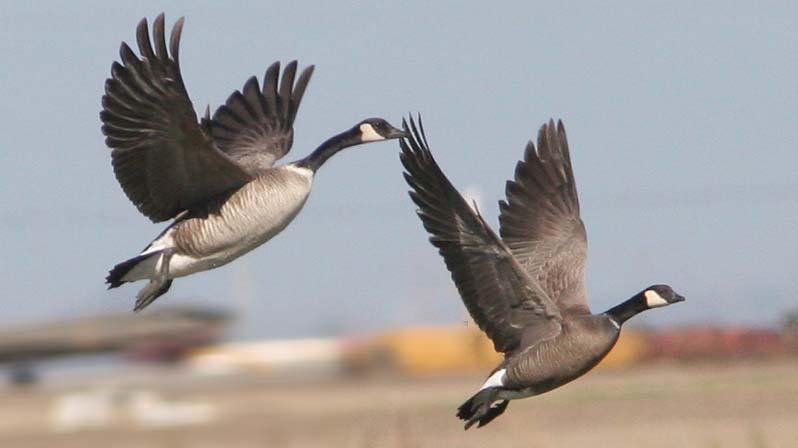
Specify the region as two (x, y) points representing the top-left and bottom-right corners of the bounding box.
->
(129, 390), (216, 428)
(51, 389), (114, 432)
(188, 338), (344, 376)
(50, 387), (216, 432)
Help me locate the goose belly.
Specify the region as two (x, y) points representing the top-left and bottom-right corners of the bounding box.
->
(158, 169), (313, 277)
(502, 351), (605, 399)
(504, 322), (617, 395)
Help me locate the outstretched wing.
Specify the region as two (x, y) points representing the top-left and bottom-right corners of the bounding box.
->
(101, 14), (252, 223)
(498, 120), (589, 315)
(205, 61), (314, 172)
(400, 116), (562, 354)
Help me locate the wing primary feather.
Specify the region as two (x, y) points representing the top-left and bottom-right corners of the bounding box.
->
(214, 104), (249, 128)
(109, 62), (157, 108)
(557, 120), (579, 211)
(263, 62), (280, 114)
(288, 65), (314, 125)
(229, 89), (258, 123)
(135, 18), (155, 63)
(242, 76), (267, 121)
(152, 14), (168, 59)
(279, 61), (298, 121)
(119, 43), (142, 71)
(169, 17), (185, 66)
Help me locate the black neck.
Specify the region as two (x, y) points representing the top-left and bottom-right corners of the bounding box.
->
(295, 127), (363, 172)
(603, 292), (648, 327)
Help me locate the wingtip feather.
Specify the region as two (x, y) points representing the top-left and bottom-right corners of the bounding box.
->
(170, 16), (186, 63)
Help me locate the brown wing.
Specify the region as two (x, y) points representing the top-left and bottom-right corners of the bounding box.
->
(400, 116), (562, 354)
(498, 120), (589, 315)
(205, 61), (314, 172)
(101, 14), (252, 223)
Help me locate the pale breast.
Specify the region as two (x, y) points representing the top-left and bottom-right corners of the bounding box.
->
(172, 166), (314, 260)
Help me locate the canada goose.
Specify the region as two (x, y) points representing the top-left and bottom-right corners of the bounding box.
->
(399, 116), (685, 429)
(102, 14), (406, 311)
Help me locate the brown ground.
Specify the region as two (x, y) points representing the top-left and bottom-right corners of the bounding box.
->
(1, 359), (796, 448)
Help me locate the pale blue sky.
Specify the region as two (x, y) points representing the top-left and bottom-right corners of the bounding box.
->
(0, 1), (796, 339)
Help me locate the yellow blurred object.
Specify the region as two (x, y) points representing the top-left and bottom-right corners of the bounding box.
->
(598, 329), (650, 368)
(372, 324), (502, 376)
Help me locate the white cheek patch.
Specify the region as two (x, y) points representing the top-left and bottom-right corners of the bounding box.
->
(359, 123), (384, 142)
(479, 368), (506, 390)
(644, 290), (669, 308)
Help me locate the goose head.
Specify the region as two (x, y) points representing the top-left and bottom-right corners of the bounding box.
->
(356, 118), (408, 143)
(642, 284), (686, 309)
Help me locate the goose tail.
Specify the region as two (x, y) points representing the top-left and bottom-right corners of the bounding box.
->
(456, 388), (510, 429)
(106, 252), (160, 288)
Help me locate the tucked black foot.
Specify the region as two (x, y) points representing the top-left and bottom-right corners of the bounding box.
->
(133, 249), (174, 312)
(476, 400), (509, 428)
(134, 278), (173, 312)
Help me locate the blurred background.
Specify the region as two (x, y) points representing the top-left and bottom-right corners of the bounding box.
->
(0, 1), (796, 447)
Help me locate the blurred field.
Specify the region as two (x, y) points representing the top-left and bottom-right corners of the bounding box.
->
(1, 359), (796, 448)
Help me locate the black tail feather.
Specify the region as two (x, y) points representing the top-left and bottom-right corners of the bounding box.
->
(106, 252), (157, 288)
(456, 388), (509, 429)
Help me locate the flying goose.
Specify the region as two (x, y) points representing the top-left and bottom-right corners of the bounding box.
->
(399, 116), (684, 429)
(102, 14), (406, 311)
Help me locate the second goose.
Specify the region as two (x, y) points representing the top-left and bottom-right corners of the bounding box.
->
(102, 15), (406, 311)
(400, 116), (684, 429)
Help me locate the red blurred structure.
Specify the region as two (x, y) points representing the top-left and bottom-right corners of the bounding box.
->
(647, 326), (789, 360)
